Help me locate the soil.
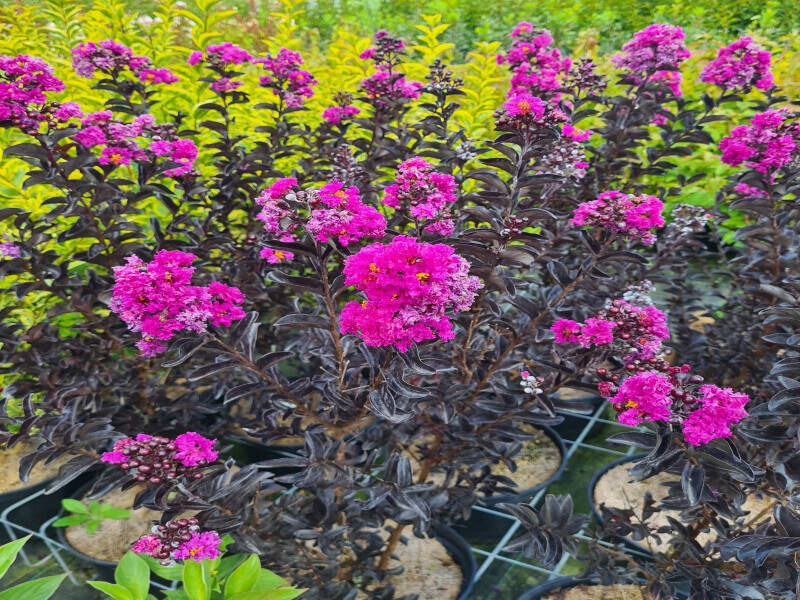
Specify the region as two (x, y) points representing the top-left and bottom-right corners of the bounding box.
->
(0, 442), (65, 493)
(487, 425), (562, 491)
(593, 461), (774, 553)
(64, 485), (161, 563)
(356, 528), (463, 600)
(543, 583), (646, 600)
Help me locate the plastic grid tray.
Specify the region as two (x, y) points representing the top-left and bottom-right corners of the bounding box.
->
(0, 400), (645, 599)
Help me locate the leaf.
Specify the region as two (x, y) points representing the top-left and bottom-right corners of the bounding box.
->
(102, 507), (131, 520)
(253, 569), (291, 590)
(224, 554), (260, 597)
(115, 552), (150, 600)
(0, 575), (66, 600)
(0, 535), (30, 580)
(183, 560), (209, 600)
(88, 581), (135, 600)
(86, 520), (100, 534)
(61, 499), (89, 514)
(52, 515), (90, 527)
(681, 463), (704, 507)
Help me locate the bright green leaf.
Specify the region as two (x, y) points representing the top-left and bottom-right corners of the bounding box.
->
(253, 569), (290, 590)
(224, 554), (259, 597)
(102, 507), (131, 520)
(0, 535), (30, 580)
(86, 519), (100, 534)
(61, 499), (89, 514)
(115, 552), (150, 600)
(227, 590), (303, 600)
(89, 500), (101, 514)
(88, 581), (134, 600)
(183, 559), (209, 600)
(0, 574), (66, 600)
(52, 515), (90, 527)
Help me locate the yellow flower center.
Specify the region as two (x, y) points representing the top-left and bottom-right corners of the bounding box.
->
(517, 101), (530, 113)
(189, 548), (200, 557)
(625, 400), (638, 409)
(368, 263), (380, 272)
(110, 153), (123, 164)
(416, 272), (430, 282)
(274, 251), (285, 260)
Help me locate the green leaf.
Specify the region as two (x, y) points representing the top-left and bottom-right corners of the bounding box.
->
(183, 559), (209, 600)
(89, 500), (101, 515)
(115, 552), (150, 600)
(86, 519), (100, 534)
(227, 590), (303, 600)
(52, 515), (90, 527)
(163, 591), (191, 600)
(217, 554), (247, 581)
(88, 581), (134, 600)
(0, 535), (30, 579)
(253, 569), (291, 590)
(61, 499), (89, 514)
(102, 507), (131, 520)
(0, 574), (66, 600)
(142, 555), (184, 581)
(224, 555), (259, 597)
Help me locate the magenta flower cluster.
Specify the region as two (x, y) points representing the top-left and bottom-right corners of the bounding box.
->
(382, 157), (457, 235)
(109, 250), (246, 356)
(305, 180), (387, 246)
(322, 104), (360, 124)
(255, 177), (386, 259)
(256, 48), (317, 108)
(72, 40), (177, 85)
(681, 385), (750, 445)
(339, 236), (482, 351)
(188, 42), (253, 93)
(101, 432), (218, 484)
(359, 31), (422, 108)
(719, 109), (800, 173)
(132, 518), (221, 564)
(0, 239), (20, 259)
(496, 23), (571, 99)
(609, 371), (673, 426)
(0, 54), (79, 134)
(612, 24), (691, 85)
(551, 299), (670, 360)
(571, 190), (665, 244)
(73, 111), (198, 175)
(701, 36), (773, 93)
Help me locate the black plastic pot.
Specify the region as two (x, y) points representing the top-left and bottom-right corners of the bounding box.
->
(481, 424), (568, 507)
(587, 452), (654, 554)
(0, 470), (91, 543)
(433, 523), (477, 600)
(516, 576), (595, 600)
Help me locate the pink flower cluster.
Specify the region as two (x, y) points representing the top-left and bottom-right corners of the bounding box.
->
(188, 42), (253, 67)
(360, 71), (423, 108)
(608, 371), (673, 426)
(132, 518), (221, 565)
(101, 432), (217, 484)
(551, 299), (670, 360)
(571, 190), (665, 244)
(109, 250), (246, 356)
(256, 48), (317, 108)
(719, 109), (800, 173)
(701, 36), (773, 93)
(359, 30), (407, 70)
(0, 54), (78, 134)
(0, 239), (20, 258)
(612, 25), (691, 85)
(73, 111), (198, 176)
(382, 157), (457, 235)
(496, 23), (570, 99)
(72, 40), (177, 85)
(681, 385), (750, 445)
(322, 104), (360, 124)
(305, 180), (387, 246)
(255, 177), (386, 259)
(339, 236), (482, 351)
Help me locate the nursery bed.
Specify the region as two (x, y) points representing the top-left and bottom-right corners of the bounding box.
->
(0, 400), (646, 599)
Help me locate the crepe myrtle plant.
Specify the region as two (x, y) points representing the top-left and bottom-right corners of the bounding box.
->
(0, 23), (794, 600)
(500, 289), (800, 600)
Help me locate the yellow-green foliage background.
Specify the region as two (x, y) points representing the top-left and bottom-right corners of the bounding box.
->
(1, 0), (799, 338)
